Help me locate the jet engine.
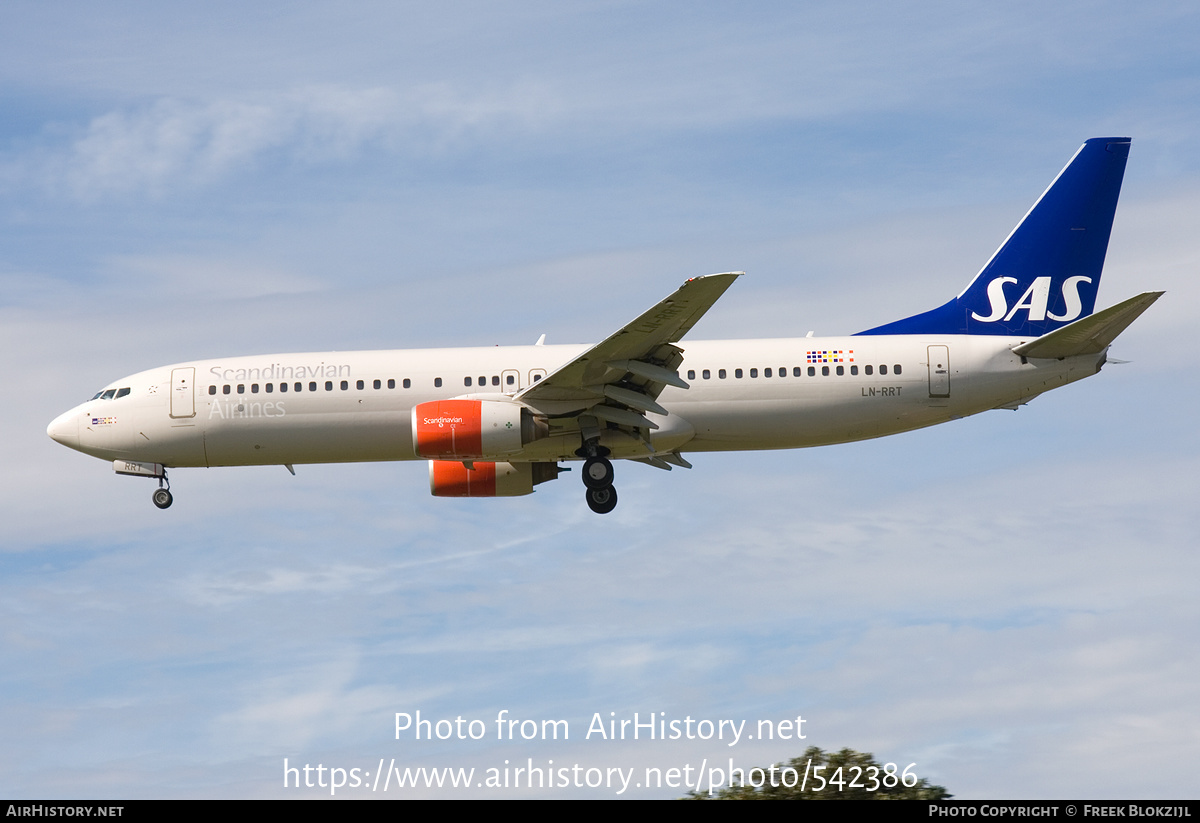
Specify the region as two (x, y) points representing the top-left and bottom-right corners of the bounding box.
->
(429, 460), (563, 497)
(412, 399), (549, 459)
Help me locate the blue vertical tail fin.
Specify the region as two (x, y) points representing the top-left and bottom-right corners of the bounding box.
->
(857, 137), (1131, 337)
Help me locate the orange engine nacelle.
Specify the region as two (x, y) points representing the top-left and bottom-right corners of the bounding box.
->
(429, 461), (563, 497)
(412, 399), (547, 459)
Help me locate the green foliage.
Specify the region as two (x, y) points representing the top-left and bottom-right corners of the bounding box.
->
(687, 746), (951, 800)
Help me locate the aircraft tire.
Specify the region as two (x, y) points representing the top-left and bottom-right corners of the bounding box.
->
(582, 457), (614, 490)
(152, 489), (173, 509)
(586, 485), (618, 514)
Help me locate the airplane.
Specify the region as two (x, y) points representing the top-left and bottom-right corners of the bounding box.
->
(47, 137), (1162, 514)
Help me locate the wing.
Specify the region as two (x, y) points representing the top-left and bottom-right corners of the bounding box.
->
(516, 272), (742, 433)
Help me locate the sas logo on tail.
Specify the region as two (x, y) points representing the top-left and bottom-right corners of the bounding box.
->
(971, 276), (1092, 323)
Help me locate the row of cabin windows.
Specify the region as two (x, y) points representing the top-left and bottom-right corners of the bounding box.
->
(686, 364), (903, 380)
(207, 372), (545, 396)
(209, 378), (411, 395)
(465, 374), (513, 387)
(463, 374), (543, 387)
(205, 364), (903, 396)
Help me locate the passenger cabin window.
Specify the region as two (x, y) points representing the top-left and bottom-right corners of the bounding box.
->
(865, 365), (873, 375)
(209, 386), (216, 395)
(491, 376), (500, 386)
(894, 364), (902, 375)
(403, 378), (411, 388)
(880, 365), (888, 375)
(506, 375), (515, 386)
(735, 369), (743, 379)
(718, 369), (727, 379)
(764, 368), (771, 377)
(356, 380), (364, 390)
(750, 368), (758, 378)
(434, 378), (442, 388)
(265, 383), (273, 393)
(687, 370), (696, 380)
(325, 381), (333, 391)
(822, 366), (829, 376)
(374, 379), (381, 389)
(251, 384), (259, 393)
(279, 382), (287, 392)
(223, 385), (231, 395)
(237, 384), (245, 394)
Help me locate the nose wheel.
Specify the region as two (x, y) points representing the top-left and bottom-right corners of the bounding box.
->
(152, 470), (173, 509)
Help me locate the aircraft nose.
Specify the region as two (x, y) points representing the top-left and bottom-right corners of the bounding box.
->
(47, 410), (80, 450)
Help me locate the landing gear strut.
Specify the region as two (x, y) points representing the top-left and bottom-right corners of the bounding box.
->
(152, 470), (173, 509)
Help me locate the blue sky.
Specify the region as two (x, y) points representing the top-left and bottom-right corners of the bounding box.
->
(3, 1), (1198, 798)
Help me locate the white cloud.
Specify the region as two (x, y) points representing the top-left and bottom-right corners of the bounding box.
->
(7, 82), (562, 200)
(56, 88), (394, 198)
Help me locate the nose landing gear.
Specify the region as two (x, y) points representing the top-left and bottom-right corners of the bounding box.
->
(152, 471), (173, 509)
(113, 460), (174, 509)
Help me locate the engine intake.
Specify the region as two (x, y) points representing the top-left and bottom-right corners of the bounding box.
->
(412, 399), (548, 459)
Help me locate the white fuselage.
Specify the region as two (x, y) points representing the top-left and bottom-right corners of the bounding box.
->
(47, 334), (1101, 470)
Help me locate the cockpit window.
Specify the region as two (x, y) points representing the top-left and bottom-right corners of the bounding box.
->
(114, 388), (131, 399)
(100, 389), (117, 400)
(91, 391), (104, 400)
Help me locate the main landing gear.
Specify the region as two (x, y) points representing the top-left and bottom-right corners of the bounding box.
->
(152, 470), (173, 509)
(579, 449), (617, 514)
(585, 483), (617, 515)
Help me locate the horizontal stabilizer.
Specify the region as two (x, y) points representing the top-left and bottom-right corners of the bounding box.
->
(1012, 291), (1163, 359)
